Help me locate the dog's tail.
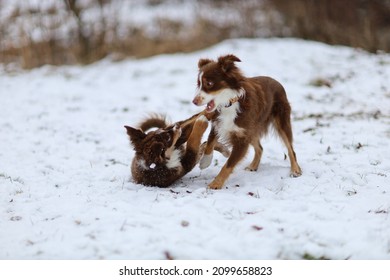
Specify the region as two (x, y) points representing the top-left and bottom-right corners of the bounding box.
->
(138, 114), (168, 132)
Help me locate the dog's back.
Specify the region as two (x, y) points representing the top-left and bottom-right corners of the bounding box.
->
(239, 76), (292, 138)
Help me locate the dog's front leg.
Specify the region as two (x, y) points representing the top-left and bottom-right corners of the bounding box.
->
(165, 124), (182, 159)
(208, 142), (249, 189)
(199, 125), (217, 169)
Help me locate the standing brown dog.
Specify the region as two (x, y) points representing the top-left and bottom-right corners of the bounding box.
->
(192, 54), (302, 189)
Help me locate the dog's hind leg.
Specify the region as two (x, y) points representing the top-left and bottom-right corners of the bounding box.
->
(274, 114), (302, 177)
(245, 137), (263, 172)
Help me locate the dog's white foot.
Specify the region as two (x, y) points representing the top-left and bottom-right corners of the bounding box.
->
(290, 166), (302, 177)
(199, 154), (213, 169)
(290, 170), (302, 178)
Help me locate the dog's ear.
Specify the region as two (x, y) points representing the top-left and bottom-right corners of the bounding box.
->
(218, 54), (241, 73)
(124, 125), (145, 146)
(198, 58), (213, 69)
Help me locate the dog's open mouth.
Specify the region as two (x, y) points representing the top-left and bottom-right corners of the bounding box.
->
(206, 100), (215, 112)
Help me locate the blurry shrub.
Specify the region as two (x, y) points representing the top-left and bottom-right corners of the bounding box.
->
(0, 0), (282, 69)
(270, 0), (390, 53)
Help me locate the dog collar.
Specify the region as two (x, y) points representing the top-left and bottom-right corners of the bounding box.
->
(225, 96), (240, 108)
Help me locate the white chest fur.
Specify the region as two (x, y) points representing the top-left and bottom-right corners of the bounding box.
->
(215, 102), (245, 144)
(166, 149), (183, 169)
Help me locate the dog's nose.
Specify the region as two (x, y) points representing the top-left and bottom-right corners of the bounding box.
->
(192, 96), (201, 106)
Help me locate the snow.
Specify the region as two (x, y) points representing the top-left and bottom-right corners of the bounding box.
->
(1, 38), (390, 260)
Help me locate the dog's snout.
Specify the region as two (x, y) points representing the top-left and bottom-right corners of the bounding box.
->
(192, 95), (202, 106)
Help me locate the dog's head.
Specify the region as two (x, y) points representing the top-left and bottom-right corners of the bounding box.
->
(125, 124), (181, 168)
(192, 54), (245, 112)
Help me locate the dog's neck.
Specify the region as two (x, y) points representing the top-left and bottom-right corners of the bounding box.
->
(224, 88), (245, 108)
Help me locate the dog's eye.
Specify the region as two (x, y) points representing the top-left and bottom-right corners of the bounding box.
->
(206, 81), (214, 88)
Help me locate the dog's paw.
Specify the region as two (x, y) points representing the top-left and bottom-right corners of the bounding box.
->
(195, 116), (208, 132)
(290, 167), (302, 177)
(245, 166), (257, 172)
(199, 154), (213, 169)
(173, 123), (182, 134)
(208, 180), (223, 190)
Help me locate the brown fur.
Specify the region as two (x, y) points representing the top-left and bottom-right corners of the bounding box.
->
(193, 54), (302, 189)
(125, 112), (229, 188)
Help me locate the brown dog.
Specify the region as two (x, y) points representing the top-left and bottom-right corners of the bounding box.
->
(125, 113), (229, 187)
(192, 54), (302, 189)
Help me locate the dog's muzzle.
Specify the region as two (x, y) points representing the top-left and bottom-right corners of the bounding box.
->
(192, 95), (203, 106)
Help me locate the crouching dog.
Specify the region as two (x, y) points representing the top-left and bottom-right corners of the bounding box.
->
(124, 112), (229, 187)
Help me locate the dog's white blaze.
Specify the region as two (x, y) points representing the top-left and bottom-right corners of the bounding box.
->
(194, 71), (204, 97)
(166, 149), (182, 169)
(194, 72), (215, 105)
(198, 71), (203, 88)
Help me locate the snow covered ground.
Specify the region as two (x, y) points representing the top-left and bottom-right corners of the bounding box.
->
(1, 38), (389, 259)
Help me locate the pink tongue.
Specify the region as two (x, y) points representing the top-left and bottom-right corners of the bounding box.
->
(206, 100), (215, 112)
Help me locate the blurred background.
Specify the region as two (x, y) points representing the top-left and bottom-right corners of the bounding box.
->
(1, 0), (389, 69)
